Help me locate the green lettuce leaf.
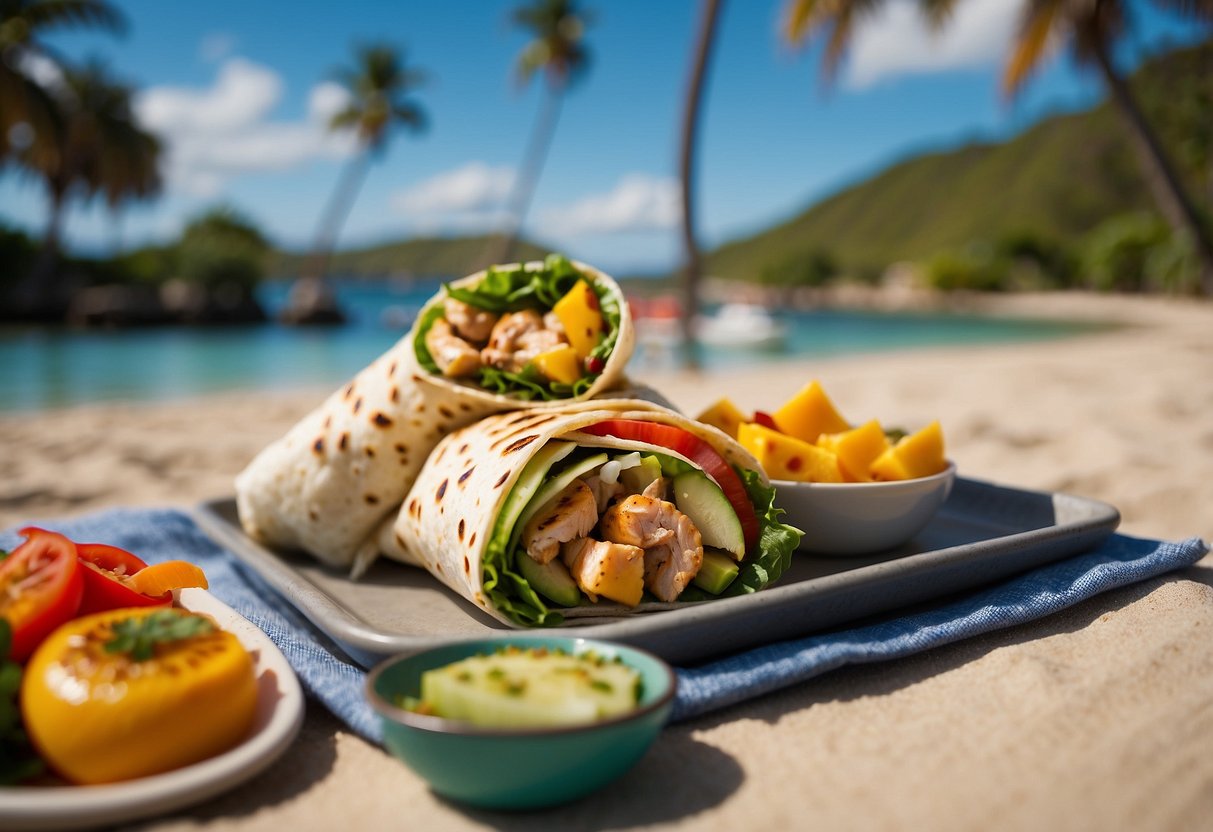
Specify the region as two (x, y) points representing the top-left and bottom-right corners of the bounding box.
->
(724, 470), (803, 597)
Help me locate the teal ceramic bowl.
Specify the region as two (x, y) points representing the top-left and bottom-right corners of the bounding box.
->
(366, 637), (677, 810)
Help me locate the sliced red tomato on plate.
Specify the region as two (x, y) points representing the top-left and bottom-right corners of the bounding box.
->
(579, 419), (761, 554)
(76, 543), (172, 615)
(0, 528), (84, 661)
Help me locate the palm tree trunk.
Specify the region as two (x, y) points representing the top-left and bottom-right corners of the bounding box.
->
(1090, 34), (1213, 295)
(488, 85), (564, 266)
(678, 0), (724, 370)
(305, 149), (373, 280)
(16, 187), (68, 320)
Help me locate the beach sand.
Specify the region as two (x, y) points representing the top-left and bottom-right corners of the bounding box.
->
(3, 291), (1211, 830)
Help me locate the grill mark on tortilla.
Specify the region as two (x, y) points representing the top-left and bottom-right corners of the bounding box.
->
(468, 532), (476, 547)
(457, 519), (465, 541)
(436, 479), (448, 502)
(322, 415), (332, 429)
(372, 412), (393, 428)
(387, 360), (397, 377)
(353, 397), (363, 414)
(409, 498), (419, 518)
(308, 509), (318, 521)
(390, 386), (400, 403)
(435, 562), (444, 574)
(458, 466), (475, 485)
(503, 434), (539, 454)
(312, 437), (324, 454)
(343, 383), (355, 400)
(413, 401), (426, 413)
(364, 494), (379, 505)
(494, 471), (510, 488)
(527, 415), (556, 428)
(459, 402), (472, 412)
(395, 531), (407, 550)
(364, 446), (375, 458)
(463, 556), (470, 574)
(458, 443), (469, 454)
(339, 432), (350, 451)
(395, 442), (407, 454)
(411, 373), (424, 383)
(439, 405), (454, 419)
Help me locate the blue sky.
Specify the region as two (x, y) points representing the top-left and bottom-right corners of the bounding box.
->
(0, 0), (1206, 275)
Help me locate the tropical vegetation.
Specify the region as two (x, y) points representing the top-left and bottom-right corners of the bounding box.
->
(487, 0), (592, 263)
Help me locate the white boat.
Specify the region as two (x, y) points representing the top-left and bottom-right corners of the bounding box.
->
(636, 303), (786, 350)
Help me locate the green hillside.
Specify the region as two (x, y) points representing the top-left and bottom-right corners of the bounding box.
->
(271, 234), (552, 279)
(708, 40), (1212, 280)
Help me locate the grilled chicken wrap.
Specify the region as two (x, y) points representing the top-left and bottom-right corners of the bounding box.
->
(390, 400), (803, 626)
(235, 256), (635, 574)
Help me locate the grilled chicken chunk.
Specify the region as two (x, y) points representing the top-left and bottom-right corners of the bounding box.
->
(443, 297), (499, 345)
(561, 538), (645, 606)
(583, 473), (624, 513)
(425, 318), (482, 378)
(600, 494), (703, 602)
(481, 309), (569, 371)
(521, 479), (598, 564)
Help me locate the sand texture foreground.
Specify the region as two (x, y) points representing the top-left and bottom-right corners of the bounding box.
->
(2, 292), (1211, 831)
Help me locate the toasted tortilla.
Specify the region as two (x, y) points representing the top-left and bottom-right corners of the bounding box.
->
(234, 260), (635, 573)
(389, 399), (766, 626)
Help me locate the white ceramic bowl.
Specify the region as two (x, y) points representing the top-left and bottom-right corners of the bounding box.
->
(775, 462), (957, 556)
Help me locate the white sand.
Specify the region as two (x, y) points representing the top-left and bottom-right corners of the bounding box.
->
(2, 291), (1210, 830)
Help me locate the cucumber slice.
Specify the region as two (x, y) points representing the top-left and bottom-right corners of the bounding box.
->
(509, 452), (610, 550)
(493, 441), (576, 551)
(517, 556), (581, 607)
(692, 547), (740, 594)
(619, 454), (663, 494)
(418, 648), (640, 728)
(672, 470), (745, 559)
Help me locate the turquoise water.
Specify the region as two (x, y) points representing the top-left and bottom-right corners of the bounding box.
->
(0, 280), (1102, 411)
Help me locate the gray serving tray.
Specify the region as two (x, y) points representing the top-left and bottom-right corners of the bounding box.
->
(193, 477), (1119, 667)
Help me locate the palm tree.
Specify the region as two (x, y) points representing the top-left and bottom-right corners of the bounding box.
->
(15, 59), (160, 317)
(678, 0), (724, 370)
(0, 0), (124, 167)
(488, 0), (591, 264)
(782, 0), (1213, 295)
(303, 43), (426, 282)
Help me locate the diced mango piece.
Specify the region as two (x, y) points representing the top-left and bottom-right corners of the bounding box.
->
(817, 419), (890, 483)
(552, 279), (605, 359)
(695, 398), (746, 439)
(738, 422), (843, 483)
(870, 420), (947, 481)
(532, 344), (583, 384)
(772, 381), (850, 444)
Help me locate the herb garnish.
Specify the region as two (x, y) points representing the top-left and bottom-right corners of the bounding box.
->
(104, 610), (215, 661)
(0, 619), (44, 784)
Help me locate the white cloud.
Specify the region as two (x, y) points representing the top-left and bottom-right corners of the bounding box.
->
(844, 0), (1020, 89)
(133, 58), (357, 198)
(541, 174), (681, 236)
(390, 162), (515, 231)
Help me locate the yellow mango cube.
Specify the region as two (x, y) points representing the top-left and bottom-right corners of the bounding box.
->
(532, 344), (583, 384)
(738, 422), (843, 483)
(817, 420), (890, 482)
(695, 398), (746, 439)
(552, 279), (605, 359)
(870, 420), (947, 481)
(772, 381), (850, 444)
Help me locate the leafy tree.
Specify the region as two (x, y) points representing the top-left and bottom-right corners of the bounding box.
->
(177, 207), (269, 290)
(488, 0), (592, 264)
(306, 43), (426, 280)
(14, 59), (160, 316)
(0, 0), (124, 167)
(781, 0), (1213, 294)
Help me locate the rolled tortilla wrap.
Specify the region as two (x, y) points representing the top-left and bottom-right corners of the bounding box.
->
(390, 400), (803, 627)
(235, 257), (635, 574)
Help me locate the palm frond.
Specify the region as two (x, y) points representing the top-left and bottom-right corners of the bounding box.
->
(1002, 0), (1065, 98)
(1147, 0), (1213, 19)
(919, 0), (962, 30)
(11, 0), (125, 39)
(782, 0), (826, 45)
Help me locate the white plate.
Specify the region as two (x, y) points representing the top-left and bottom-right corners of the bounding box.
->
(0, 588), (305, 831)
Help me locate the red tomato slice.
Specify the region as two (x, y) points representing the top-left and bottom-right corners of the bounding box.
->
(580, 420), (761, 554)
(0, 528), (84, 661)
(752, 410), (779, 430)
(76, 543), (172, 615)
